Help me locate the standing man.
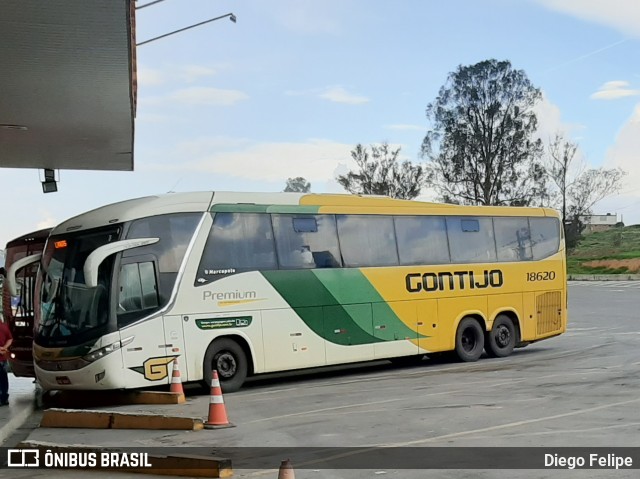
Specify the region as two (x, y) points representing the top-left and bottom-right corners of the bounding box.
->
(0, 320), (12, 405)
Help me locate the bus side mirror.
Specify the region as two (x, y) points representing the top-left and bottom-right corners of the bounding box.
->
(6, 253), (42, 297)
(83, 238), (159, 288)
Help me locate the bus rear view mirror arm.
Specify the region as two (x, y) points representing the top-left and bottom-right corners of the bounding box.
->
(6, 253), (42, 297)
(83, 238), (159, 288)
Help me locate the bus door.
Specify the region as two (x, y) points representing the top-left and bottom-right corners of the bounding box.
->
(117, 255), (171, 387)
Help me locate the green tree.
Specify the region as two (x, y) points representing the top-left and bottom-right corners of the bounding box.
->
(422, 59), (545, 206)
(284, 177), (311, 193)
(336, 142), (427, 200)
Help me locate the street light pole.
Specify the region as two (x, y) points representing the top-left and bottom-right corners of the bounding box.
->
(137, 13), (236, 46)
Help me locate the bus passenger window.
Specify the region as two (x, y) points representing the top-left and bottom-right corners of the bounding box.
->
(196, 213), (277, 285)
(336, 215), (399, 267)
(530, 218), (560, 260)
(494, 217), (533, 262)
(447, 217), (497, 263)
(394, 216), (450, 265)
(117, 262), (159, 319)
(272, 215), (341, 269)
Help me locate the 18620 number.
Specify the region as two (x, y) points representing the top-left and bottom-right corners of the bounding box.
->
(526, 271), (556, 281)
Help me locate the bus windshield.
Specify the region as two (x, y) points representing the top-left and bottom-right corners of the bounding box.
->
(36, 227), (121, 347)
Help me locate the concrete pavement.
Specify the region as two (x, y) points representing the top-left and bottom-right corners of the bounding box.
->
(0, 375), (37, 445)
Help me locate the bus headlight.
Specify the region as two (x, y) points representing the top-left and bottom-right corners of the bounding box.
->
(82, 336), (134, 363)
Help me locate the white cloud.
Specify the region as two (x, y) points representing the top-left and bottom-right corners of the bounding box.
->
(149, 139), (356, 183)
(590, 81), (640, 100)
(533, 93), (589, 179)
(36, 211), (57, 230)
(169, 87), (249, 106)
(534, 0), (640, 37)
(385, 124), (425, 131)
(137, 65), (165, 87)
(319, 87), (369, 105)
(179, 65), (217, 83)
(588, 103), (640, 224)
(605, 103), (640, 182)
(534, 92), (586, 142)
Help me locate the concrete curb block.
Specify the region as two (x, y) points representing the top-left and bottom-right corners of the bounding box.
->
(41, 408), (204, 430)
(568, 274), (640, 281)
(43, 390), (186, 408)
(0, 400), (35, 445)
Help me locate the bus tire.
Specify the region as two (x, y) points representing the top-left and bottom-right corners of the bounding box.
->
(454, 317), (484, 362)
(485, 314), (516, 358)
(203, 338), (248, 393)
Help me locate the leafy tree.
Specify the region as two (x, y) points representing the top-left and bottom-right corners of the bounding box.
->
(336, 142), (427, 200)
(422, 59), (546, 206)
(284, 177), (311, 193)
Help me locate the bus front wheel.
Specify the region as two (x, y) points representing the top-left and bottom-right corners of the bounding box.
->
(455, 318), (484, 362)
(485, 315), (516, 358)
(203, 338), (248, 393)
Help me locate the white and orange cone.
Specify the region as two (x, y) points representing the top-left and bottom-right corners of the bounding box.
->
(169, 357), (186, 403)
(203, 371), (234, 429)
(277, 459), (295, 479)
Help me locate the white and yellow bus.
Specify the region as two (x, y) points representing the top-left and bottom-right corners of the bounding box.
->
(29, 192), (566, 392)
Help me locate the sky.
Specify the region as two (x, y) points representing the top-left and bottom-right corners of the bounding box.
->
(1, 0), (640, 248)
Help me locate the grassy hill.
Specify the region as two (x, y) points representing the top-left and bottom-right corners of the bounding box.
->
(567, 225), (640, 274)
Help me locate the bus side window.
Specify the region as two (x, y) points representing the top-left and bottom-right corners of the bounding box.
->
(196, 213), (277, 285)
(394, 216), (450, 265)
(446, 217), (497, 263)
(117, 261), (159, 326)
(494, 217), (533, 262)
(272, 214), (342, 269)
(530, 218), (561, 260)
(336, 215), (399, 267)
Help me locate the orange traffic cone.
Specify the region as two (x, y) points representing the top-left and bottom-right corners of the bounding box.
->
(203, 371), (234, 429)
(277, 459), (295, 479)
(169, 357), (186, 404)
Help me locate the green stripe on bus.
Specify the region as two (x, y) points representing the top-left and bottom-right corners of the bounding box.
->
(262, 270), (382, 345)
(210, 204), (320, 214)
(266, 205), (320, 214)
(210, 204), (269, 213)
(262, 269), (426, 344)
(313, 269), (428, 340)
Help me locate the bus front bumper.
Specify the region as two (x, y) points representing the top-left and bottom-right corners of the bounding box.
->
(34, 352), (124, 391)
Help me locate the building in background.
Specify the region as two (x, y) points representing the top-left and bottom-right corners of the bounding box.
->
(579, 213), (619, 234)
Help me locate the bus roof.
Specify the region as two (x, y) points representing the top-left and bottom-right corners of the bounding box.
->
(5, 227), (53, 248)
(49, 191), (560, 236)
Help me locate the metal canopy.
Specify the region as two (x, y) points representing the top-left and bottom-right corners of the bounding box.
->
(0, 0), (136, 171)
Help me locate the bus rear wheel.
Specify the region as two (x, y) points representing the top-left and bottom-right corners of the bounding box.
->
(485, 314), (516, 358)
(203, 338), (248, 393)
(455, 318), (484, 362)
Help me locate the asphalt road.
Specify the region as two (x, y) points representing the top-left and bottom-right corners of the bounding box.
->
(3, 281), (640, 479)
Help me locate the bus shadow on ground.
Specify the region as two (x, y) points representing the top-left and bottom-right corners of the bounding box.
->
(186, 345), (554, 396)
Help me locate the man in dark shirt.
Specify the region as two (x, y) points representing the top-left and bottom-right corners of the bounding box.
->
(0, 321), (13, 405)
